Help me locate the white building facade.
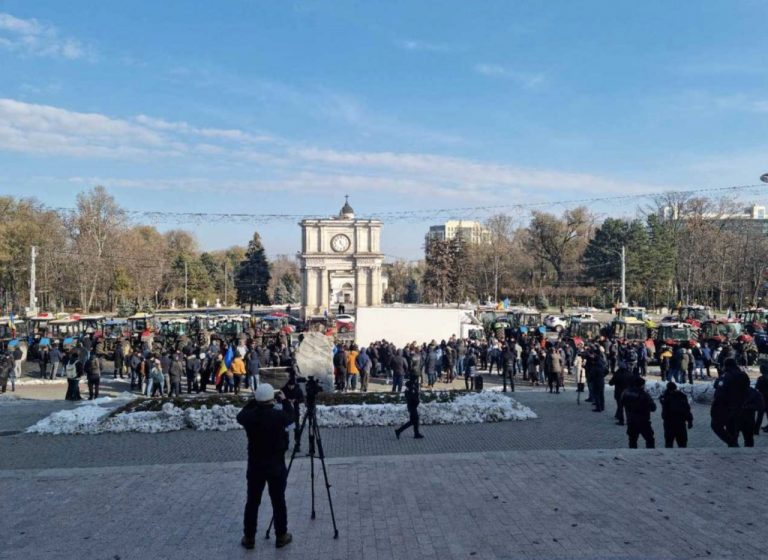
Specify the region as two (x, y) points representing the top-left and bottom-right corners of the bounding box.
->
(299, 200), (384, 317)
(426, 220), (491, 245)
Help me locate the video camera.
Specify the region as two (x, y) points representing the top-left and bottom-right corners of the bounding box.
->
(295, 375), (323, 409)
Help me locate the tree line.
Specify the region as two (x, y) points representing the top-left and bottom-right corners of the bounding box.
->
(0, 187), (298, 314)
(392, 194), (768, 311)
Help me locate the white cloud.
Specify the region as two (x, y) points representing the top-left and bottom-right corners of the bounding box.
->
(0, 98), (278, 160)
(0, 97), (661, 203)
(0, 12), (89, 60)
(295, 147), (660, 196)
(134, 115), (274, 143)
(394, 38), (453, 53)
(475, 63), (544, 88)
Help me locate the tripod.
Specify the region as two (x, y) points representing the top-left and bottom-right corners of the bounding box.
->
(265, 402), (339, 540)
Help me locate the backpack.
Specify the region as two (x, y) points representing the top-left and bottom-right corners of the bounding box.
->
(66, 363), (77, 379)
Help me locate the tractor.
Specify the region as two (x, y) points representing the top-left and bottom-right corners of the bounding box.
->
(651, 321), (698, 362)
(700, 318), (757, 365)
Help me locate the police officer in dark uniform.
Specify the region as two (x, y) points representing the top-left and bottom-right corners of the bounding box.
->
(621, 376), (657, 448)
(660, 381), (693, 447)
(281, 374), (305, 452)
(395, 375), (424, 439)
(237, 383), (295, 550)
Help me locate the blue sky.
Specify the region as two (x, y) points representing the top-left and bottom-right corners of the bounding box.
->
(1, 0), (767, 259)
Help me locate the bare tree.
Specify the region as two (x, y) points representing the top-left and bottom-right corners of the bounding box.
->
(524, 206), (593, 286)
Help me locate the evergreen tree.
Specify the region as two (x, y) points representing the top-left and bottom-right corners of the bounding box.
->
(404, 278), (421, 303)
(422, 238), (453, 304)
(235, 232), (271, 310)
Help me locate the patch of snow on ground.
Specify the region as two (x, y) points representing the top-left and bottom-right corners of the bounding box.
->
(27, 405), (112, 435)
(27, 391), (537, 435)
(644, 381), (717, 403)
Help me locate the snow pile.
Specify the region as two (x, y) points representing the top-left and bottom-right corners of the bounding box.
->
(16, 377), (68, 385)
(27, 392), (537, 435)
(315, 391), (537, 428)
(644, 381), (717, 403)
(28, 405), (113, 435)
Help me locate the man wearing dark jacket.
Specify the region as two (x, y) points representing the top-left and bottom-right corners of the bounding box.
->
(168, 352), (184, 397)
(333, 345), (347, 392)
(390, 349), (407, 393)
(281, 376), (305, 452)
(501, 344), (516, 392)
(395, 375), (424, 439)
(237, 383), (294, 550)
(85, 354), (102, 400)
(756, 363), (768, 433)
(609, 367), (631, 425)
(660, 382), (693, 448)
(621, 376), (657, 448)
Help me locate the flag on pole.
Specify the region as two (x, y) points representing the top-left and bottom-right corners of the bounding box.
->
(224, 345), (234, 368)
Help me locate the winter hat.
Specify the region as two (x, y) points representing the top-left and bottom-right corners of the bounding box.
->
(667, 381), (677, 391)
(254, 383), (276, 402)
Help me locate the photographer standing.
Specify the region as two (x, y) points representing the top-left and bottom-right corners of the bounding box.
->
(281, 375), (305, 452)
(237, 383), (295, 550)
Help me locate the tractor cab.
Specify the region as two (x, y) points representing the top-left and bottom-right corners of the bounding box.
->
(78, 315), (106, 347)
(511, 309), (545, 336)
(676, 305), (712, 328)
(652, 321), (697, 360)
(0, 317), (29, 359)
(738, 308), (768, 334)
(49, 317), (82, 351)
(159, 318), (189, 338)
(611, 317), (648, 343)
(127, 313), (155, 350)
(568, 318), (602, 349)
(616, 305), (647, 321)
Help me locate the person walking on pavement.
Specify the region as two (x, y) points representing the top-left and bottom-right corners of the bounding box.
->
(12, 345), (23, 386)
(609, 365), (631, 425)
(85, 354), (102, 400)
(395, 375), (424, 439)
(660, 382), (693, 448)
(237, 383), (294, 550)
(49, 345), (61, 379)
(756, 361), (768, 434)
(621, 376), (657, 449)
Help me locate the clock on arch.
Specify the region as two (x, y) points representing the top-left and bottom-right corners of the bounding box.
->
(331, 234), (351, 253)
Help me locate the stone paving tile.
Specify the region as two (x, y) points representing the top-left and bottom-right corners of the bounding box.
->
(1, 448), (766, 560)
(2, 390), (765, 470)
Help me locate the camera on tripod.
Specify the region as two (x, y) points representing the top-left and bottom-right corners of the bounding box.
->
(294, 375), (323, 409)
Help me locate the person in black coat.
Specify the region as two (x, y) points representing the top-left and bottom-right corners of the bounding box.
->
(395, 375), (424, 439)
(621, 376), (657, 448)
(585, 346), (607, 412)
(281, 375), (305, 452)
(501, 344), (516, 392)
(609, 366), (631, 425)
(237, 383), (295, 550)
(660, 382), (693, 448)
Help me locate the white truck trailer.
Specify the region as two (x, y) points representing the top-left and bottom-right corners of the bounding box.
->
(354, 306), (483, 347)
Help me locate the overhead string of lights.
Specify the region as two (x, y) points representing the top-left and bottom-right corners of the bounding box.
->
(48, 182), (765, 225)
